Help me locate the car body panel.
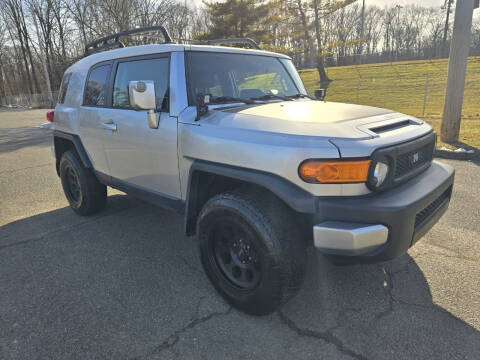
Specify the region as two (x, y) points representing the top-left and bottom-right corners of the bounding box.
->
(56, 43), (436, 201)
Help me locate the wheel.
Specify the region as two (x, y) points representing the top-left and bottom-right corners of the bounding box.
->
(59, 150), (107, 215)
(197, 189), (307, 315)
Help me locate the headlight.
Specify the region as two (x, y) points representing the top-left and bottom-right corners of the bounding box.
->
(372, 161), (389, 187)
(299, 159), (371, 183)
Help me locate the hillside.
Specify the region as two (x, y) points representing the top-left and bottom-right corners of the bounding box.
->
(299, 57), (480, 149)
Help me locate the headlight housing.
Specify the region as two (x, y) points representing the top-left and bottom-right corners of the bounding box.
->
(372, 161), (389, 187)
(299, 159), (371, 183)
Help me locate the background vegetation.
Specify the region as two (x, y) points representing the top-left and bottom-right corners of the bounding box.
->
(1, 0), (480, 98)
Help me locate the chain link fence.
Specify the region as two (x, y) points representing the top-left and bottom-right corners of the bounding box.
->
(0, 91), (58, 109)
(299, 57), (480, 121)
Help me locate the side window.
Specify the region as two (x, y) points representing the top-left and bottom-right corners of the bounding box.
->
(84, 64), (111, 106)
(58, 73), (72, 104)
(113, 57), (169, 111)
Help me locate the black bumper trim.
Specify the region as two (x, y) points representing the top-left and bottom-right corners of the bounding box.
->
(313, 161), (455, 264)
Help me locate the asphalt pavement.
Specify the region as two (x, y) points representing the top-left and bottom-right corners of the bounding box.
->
(0, 109), (479, 359)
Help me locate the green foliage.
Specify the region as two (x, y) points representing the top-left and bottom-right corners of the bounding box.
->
(198, 0), (273, 43)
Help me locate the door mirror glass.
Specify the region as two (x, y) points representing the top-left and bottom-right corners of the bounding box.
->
(128, 80), (156, 110)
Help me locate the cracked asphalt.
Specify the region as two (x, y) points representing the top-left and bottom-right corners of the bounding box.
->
(1, 109), (479, 359)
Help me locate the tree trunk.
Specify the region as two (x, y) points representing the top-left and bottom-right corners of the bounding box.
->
(296, 0), (311, 68)
(313, 0), (331, 83)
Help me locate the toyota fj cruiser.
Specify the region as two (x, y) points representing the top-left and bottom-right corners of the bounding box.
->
(50, 26), (454, 315)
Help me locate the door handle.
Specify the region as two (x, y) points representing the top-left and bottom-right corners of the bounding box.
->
(102, 121), (117, 131)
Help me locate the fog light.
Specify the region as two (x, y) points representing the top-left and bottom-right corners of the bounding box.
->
(373, 161), (389, 187)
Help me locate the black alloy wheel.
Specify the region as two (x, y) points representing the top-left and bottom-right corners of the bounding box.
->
(197, 190), (307, 315)
(64, 164), (82, 205)
(210, 220), (262, 290)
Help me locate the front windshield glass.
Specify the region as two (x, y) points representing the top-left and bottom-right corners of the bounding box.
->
(186, 52), (307, 104)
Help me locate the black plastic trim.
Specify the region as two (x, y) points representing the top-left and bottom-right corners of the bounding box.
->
(186, 160), (317, 214)
(188, 38), (260, 49)
(84, 25), (172, 57)
(314, 161), (455, 264)
(53, 130), (93, 168)
(367, 131), (436, 192)
(95, 171), (185, 214)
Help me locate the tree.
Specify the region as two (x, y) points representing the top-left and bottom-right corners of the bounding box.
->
(311, 0), (356, 83)
(199, 0), (272, 42)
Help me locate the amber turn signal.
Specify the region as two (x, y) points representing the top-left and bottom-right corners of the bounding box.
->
(299, 159), (371, 183)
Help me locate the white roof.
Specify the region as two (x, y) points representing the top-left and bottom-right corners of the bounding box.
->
(67, 43), (291, 73)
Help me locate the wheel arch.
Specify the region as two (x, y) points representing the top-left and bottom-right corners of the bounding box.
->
(54, 130), (93, 176)
(184, 160), (316, 236)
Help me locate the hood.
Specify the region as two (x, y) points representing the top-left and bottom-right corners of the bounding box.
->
(202, 101), (398, 139)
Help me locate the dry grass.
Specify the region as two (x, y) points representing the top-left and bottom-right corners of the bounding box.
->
(298, 57), (480, 150)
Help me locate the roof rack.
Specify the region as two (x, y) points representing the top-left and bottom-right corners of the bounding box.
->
(188, 38), (261, 50)
(84, 25), (172, 57)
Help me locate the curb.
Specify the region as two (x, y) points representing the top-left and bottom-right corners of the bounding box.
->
(434, 149), (477, 161)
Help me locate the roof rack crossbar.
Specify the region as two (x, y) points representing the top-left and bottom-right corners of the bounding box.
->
(189, 38), (261, 50)
(84, 25), (172, 57)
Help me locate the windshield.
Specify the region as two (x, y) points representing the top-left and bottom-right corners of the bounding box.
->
(186, 52), (307, 104)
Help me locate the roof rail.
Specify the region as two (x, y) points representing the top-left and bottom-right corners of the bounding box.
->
(188, 38), (261, 50)
(84, 26), (172, 57)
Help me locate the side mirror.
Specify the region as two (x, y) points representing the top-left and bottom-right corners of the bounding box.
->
(314, 88), (326, 101)
(128, 80), (156, 110)
(128, 80), (159, 129)
(195, 93), (211, 121)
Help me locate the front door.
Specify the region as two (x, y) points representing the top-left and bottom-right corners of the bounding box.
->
(100, 54), (181, 199)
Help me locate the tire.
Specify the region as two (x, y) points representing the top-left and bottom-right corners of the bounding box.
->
(59, 150), (107, 215)
(197, 189), (307, 315)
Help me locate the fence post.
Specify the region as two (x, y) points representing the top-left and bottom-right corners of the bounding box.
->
(422, 74), (429, 117)
(356, 79), (360, 104)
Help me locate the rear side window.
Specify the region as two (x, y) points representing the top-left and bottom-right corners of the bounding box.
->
(113, 57), (169, 111)
(84, 64), (111, 106)
(58, 73), (71, 104)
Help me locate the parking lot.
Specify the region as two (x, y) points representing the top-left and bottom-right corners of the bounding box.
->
(0, 109), (479, 359)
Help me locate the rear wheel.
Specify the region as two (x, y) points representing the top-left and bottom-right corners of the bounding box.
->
(197, 190), (306, 315)
(59, 150), (107, 215)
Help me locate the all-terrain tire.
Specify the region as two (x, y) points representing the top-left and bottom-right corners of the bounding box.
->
(197, 189), (307, 315)
(59, 150), (107, 215)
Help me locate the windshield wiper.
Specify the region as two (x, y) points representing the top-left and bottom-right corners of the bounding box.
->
(210, 96), (254, 105)
(250, 94), (293, 102)
(286, 93), (315, 100)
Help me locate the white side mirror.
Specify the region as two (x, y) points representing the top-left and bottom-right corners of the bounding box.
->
(128, 80), (156, 110)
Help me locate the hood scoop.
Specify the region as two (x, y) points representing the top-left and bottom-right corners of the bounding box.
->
(357, 118), (423, 137)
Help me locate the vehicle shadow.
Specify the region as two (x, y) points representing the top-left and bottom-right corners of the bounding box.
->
(438, 140), (480, 166)
(0, 194), (478, 359)
(0, 126), (51, 154)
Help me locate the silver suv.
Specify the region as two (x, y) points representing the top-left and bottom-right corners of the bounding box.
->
(51, 26), (454, 315)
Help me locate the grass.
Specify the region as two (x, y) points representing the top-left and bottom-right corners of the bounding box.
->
(299, 57), (480, 151)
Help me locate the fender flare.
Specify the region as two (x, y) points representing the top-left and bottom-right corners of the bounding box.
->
(184, 160), (317, 235)
(53, 130), (93, 169)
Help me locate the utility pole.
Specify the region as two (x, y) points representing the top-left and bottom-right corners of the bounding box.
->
(441, 0), (477, 142)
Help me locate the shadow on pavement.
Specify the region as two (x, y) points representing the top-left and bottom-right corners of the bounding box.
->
(0, 194), (478, 359)
(0, 127), (51, 154)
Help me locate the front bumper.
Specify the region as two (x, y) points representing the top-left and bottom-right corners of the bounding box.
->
(312, 160), (454, 264)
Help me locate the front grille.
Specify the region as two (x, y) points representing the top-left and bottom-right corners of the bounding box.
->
(394, 141), (435, 179)
(414, 187), (451, 230)
(368, 132), (436, 192)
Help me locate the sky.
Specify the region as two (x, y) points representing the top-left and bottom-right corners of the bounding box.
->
(189, 0), (467, 10)
(190, 0), (480, 19)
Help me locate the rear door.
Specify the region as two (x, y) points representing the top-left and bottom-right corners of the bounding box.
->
(78, 62), (113, 175)
(99, 54), (181, 198)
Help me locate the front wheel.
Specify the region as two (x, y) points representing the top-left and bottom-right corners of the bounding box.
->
(197, 190), (306, 315)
